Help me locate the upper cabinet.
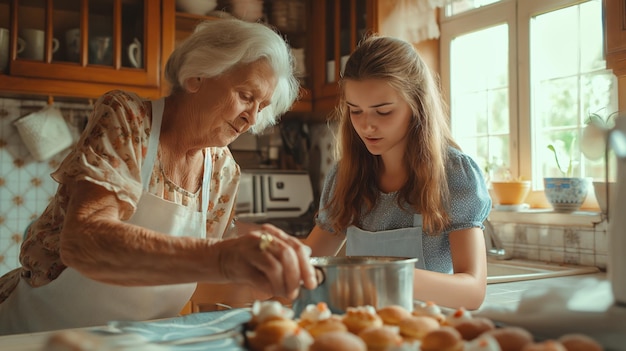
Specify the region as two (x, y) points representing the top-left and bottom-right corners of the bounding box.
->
(163, 0), (377, 115)
(0, 0), (162, 99)
(604, 0), (626, 76)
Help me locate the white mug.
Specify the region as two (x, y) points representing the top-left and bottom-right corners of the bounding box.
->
(0, 28), (9, 71)
(326, 60), (335, 83)
(18, 28), (59, 61)
(127, 37), (142, 68)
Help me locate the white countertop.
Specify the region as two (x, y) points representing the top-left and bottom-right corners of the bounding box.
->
(478, 272), (626, 350)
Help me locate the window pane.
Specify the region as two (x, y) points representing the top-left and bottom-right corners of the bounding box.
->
(450, 24), (509, 173)
(530, 0), (616, 183)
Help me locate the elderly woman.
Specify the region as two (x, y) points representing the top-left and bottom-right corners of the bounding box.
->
(0, 18), (316, 334)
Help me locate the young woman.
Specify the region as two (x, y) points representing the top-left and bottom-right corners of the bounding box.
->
(305, 35), (491, 310)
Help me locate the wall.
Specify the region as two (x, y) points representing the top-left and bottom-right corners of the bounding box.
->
(490, 220), (608, 270)
(0, 97), (91, 276)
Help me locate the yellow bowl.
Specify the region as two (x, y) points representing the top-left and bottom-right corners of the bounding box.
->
(491, 181), (531, 205)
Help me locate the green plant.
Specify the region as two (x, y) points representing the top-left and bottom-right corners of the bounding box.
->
(547, 138), (576, 177)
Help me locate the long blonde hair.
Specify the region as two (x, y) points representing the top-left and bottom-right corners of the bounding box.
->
(326, 35), (459, 234)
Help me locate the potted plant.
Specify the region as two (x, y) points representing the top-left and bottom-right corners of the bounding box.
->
(544, 138), (590, 213)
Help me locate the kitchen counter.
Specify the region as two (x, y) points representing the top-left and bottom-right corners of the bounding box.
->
(1, 272), (622, 350)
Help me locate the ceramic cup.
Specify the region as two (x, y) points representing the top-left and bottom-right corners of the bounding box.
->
(88, 36), (112, 65)
(0, 28), (9, 71)
(18, 28), (59, 61)
(127, 37), (142, 68)
(65, 28), (80, 62)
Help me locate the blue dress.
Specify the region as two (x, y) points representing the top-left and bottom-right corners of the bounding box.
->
(315, 147), (492, 273)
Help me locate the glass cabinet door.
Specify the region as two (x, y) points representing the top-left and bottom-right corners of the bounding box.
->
(8, 0), (157, 87)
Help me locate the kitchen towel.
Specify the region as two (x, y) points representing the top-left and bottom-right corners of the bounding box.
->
(106, 308), (251, 351)
(475, 277), (626, 350)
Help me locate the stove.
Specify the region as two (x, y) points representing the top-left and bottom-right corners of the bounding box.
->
(236, 169), (316, 237)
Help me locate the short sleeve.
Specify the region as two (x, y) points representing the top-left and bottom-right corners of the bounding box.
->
(314, 163), (339, 233)
(445, 148), (492, 233)
(51, 90), (149, 219)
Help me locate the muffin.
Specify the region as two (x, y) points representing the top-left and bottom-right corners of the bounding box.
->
(247, 300), (295, 330)
(304, 315), (348, 338)
(412, 301), (446, 324)
(558, 333), (603, 351)
(358, 326), (403, 351)
(342, 305), (383, 334)
(377, 305), (412, 326)
(298, 302), (333, 329)
(444, 307), (473, 327)
(309, 331), (368, 351)
(484, 327), (534, 351)
(521, 340), (567, 351)
(421, 326), (464, 351)
(453, 317), (496, 340)
(265, 327), (315, 351)
(246, 318), (299, 351)
(397, 315), (440, 341)
(465, 334), (503, 351)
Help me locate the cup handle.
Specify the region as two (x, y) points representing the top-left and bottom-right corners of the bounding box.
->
(127, 38), (141, 68)
(17, 38), (25, 54)
(52, 38), (59, 53)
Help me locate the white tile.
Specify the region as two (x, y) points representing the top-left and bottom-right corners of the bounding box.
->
(549, 227), (565, 247)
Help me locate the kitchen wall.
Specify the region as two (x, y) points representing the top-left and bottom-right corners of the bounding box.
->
(0, 96), (91, 276)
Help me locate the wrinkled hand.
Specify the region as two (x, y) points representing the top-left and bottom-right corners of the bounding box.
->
(215, 224), (318, 300)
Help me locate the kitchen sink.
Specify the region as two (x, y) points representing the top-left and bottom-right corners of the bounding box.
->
(487, 259), (600, 284)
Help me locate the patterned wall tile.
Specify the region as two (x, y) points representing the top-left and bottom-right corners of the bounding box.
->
(0, 97), (91, 277)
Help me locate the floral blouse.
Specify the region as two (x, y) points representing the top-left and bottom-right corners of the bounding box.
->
(0, 90), (240, 304)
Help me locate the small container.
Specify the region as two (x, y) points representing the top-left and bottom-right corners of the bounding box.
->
(490, 181), (531, 205)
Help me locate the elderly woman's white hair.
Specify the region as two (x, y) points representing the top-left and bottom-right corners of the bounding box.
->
(164, 19), (300, 134)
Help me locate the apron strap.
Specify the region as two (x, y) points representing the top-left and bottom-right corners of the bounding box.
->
(142, 99), (164, 187)
(201, 149), (212, 215)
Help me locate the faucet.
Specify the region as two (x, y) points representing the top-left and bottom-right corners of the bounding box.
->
(483, 219), (512, 260)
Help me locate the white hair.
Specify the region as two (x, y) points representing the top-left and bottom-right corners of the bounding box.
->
(164, 19), (300, 133)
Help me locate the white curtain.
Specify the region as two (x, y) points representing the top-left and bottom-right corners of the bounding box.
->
(380, 0), (454, 43)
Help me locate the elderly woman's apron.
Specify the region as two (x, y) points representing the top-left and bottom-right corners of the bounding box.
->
(346, 214), (426, 269)
(0, 98), (212, 334)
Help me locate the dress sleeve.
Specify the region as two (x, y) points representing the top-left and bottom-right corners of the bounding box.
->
(314, 163), (339, 233)
(445, 149), (492, 233)
(51, 90), (148, 220)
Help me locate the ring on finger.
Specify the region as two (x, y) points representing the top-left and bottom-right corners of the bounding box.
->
(259, 233), (274, 251)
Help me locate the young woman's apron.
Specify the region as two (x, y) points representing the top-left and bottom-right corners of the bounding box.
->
(346, 214), (426, 269)
(0, 98), (212, 334)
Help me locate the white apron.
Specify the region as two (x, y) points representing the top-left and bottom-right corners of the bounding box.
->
(346, 214), (426, 269)
(0, 98), (212, 334)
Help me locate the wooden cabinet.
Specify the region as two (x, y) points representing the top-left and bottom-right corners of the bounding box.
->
(0, 0), (162, 99)
(162, 0), (377, 116)
(604, 0), (626, 76)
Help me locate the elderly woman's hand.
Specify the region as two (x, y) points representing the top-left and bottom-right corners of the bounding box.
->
(213, 224), (318, 300)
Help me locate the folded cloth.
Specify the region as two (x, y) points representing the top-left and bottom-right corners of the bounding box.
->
(105, 308), (252, 351)
(475, 277), (626, 350)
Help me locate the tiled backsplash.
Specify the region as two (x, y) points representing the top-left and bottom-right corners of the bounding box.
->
(0, 97), (91, 276)
(489, 219), (609, 270)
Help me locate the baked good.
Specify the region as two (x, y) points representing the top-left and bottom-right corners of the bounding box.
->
(558, 333), (603, 351)
(484, 326), (534, 351)
(421, 326), (464, 351)
(246, 318), (299, 351)
(265, 327), (315, 351)
(464, 334), (503, 351)
(309, 331), (368, 351)
(521, 340), (567, 351)
(247, 300), (295, 330)
(377, 305), (412, 326)
(412, 301), (446, 324)
(444, 307), (473, 327)
(341, 305), (383, 334)
(303, 315), (348, 338)
(358, 326), (403, 351)
(397, 315), (440, 341)
(298, 302), (333, 328)
(453, 317), (495, 340)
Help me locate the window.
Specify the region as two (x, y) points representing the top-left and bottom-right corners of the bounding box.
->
(440, 0), (617, 189)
